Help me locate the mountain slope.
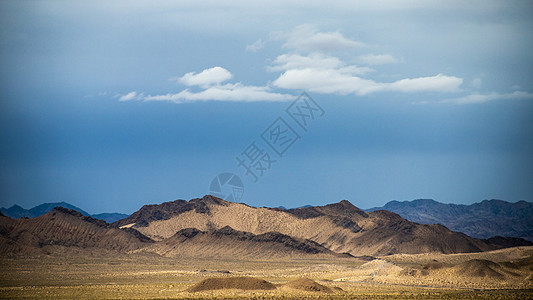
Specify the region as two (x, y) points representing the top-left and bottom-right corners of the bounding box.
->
(366, 199), (533, 241)
(114, 195), (511, 256)
(140, 226), (349, 259)
(0, 207), (152, 256)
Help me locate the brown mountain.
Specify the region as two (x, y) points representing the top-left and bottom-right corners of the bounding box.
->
(113, 195), (516, 256)
(3, 196), (528, 259)
(140, 226), (350, 259)
(0, 207), (153, 256)
(0, 204), (348, 259)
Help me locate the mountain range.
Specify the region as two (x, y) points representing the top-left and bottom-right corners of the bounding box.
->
(112, 195), (531, 256)
(3, 198), (532, 242)
(0, 207), (152, 256)
(367, 199), (533, 241)
(0, 204), (349, 259)
(1, 195), (531, 259)
(0, 202), (129, 223)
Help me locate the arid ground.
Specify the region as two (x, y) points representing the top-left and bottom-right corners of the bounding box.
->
(1, 246), (532, 299)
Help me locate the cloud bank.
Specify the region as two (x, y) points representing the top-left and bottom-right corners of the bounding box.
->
(270, 53), (462, 96)
(121, 67), (293, 103)
(116, 24), (530, 105)
(143, 83), (293, 103)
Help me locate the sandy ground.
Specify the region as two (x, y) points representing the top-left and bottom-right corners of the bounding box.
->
(0, 247), (532, 299)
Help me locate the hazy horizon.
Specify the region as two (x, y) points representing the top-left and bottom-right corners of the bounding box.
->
(1, 1), (532, 214)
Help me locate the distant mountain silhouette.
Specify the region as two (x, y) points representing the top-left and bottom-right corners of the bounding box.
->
(366, 199), (533, 241)
(113, 195), (530, 256)
(277, 205), (312, 210)
(91, 213), (130, 223)
(1, 202), (90, 218)
(0, 202), (129, 223)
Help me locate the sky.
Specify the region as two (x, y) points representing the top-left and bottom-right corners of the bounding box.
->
(1, 0), (532, 214)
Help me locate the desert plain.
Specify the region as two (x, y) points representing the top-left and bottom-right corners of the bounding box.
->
(1, 246), (532, 299)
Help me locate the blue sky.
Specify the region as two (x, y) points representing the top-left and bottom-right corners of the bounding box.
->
(1, 1), (532, 214)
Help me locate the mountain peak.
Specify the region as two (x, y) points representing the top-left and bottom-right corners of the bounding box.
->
(0, 204), (25, 216)
(113, 195), (232, 228)
(322, 199), (368, 218)
(49, 207), (110, 228)
(192, 195), (230, 206)
(52, 206), (84, 218)
(412, 199), (439, 204)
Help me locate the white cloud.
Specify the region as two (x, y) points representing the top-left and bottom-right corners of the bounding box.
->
(440, 91), (533, 105)
(385, 74), (463, 93)
(246, 38), (265, 52)
(358, 54), (399, 65)
(177, 66), (232, 87)
(118, 91), (142, 101)
(120, 66), (294, 103)
(144, 83), (294, 103)
(270, 53), (462, 95)
(268, 53), (372, 74)
(116, 25), (503, 104)
(273, 69), (462, 95)
(282, 24), (364, 52)
(273, 68), (376, 95)
(268, 28), (462, 96)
